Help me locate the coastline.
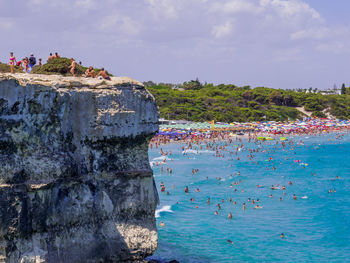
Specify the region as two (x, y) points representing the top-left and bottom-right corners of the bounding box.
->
(152, 119), (350, 146)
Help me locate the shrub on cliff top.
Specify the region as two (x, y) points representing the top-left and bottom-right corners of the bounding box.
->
(32, 57), (86, 76)
(0, 62), (22, 73)
(31, 57), (113, 77)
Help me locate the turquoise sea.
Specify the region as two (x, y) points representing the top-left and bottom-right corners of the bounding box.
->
(148, 133), (350, 263)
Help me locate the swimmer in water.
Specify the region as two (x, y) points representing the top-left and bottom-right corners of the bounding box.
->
(185, 186), (189, 193)
(159, 221), (165, 227)
(228, 212), (232, 219)
(293, 194), (297, 200)
(280, 233), (284, 238)
(227, 239), (234, 244)
(243, 203), (246, 210)
(207, 198), (210, 205)
(214, 211), (218, 215)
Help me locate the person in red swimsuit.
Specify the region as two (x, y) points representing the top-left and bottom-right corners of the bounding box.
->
(9, 52), (17, 73)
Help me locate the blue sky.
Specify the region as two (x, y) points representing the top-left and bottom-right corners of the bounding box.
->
(306, 0), (350, 24)
(0, 0), (349, 90)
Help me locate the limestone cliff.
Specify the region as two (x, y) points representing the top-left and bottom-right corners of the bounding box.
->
(0, 73), (159, 262)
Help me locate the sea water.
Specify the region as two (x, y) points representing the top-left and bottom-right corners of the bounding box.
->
(148, 133), (350, 262)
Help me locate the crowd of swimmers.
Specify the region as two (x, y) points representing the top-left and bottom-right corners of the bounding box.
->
(8, 52), (111, 80)
(150, 128), (347, 240)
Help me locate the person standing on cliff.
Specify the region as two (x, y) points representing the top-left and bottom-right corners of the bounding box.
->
(68, 58), (76, 77)
(9, 52), (17, 73)
(22, 57), (29, 73)
(47, 53), (54, 62)
(28, 54), (36, 73)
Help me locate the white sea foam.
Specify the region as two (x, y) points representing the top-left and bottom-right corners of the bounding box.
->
(182, 150), (215, 155)
(155, 205), (174, 218)
(152, 156), (172, 161)
(301, 196), (308, 199)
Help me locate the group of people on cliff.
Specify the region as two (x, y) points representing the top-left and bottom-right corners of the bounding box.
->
(9, 52), (41, 74)
(8, 52), (111, 80)
(68, 58), (110, 80)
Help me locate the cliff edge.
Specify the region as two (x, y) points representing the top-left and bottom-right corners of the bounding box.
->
(0, 73), (159, 262)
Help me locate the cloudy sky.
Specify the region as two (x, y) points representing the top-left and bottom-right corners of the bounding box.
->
(1, 0), (349, 89)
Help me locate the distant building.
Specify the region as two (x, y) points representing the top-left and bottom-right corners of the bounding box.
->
(320, 89), (341, 95)
(159, 118), (170, 125)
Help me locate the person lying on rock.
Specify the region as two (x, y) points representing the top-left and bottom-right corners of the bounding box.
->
(97, 68), (111, 80)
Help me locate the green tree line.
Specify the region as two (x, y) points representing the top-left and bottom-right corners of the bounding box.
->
(146, 81), (350, 122)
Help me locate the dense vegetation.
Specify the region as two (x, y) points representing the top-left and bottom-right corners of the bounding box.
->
(145, 80), (350, 122)
(32, 57), (111, 76)
(32, 57), (85, 76)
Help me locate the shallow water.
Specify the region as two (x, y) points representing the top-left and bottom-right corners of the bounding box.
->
(149, 133), (350, 262)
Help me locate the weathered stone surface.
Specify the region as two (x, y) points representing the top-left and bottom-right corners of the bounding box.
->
(0, 73), (159, 262)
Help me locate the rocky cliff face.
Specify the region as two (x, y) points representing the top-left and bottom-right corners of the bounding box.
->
(0, 73), (159, 262)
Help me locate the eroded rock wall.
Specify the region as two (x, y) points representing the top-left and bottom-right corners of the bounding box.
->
(0, 74), (159, 262)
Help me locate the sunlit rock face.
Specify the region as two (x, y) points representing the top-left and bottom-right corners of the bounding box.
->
(0, 73), (159, 263)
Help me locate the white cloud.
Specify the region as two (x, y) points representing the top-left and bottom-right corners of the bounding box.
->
(28, 0), (45, 4)
(260, 0), (321, 20)
(273, 47), (302, 62)
(212, 21), (233, 38)
(0, 18), (14, 30)
(290, 27), (330, 40)
(99, 15), (140, 35)
(211, 0), (263, 15)
(316, 41), (350, 54)
(75, 0), (98, 10)
(145, 0), (181, 19)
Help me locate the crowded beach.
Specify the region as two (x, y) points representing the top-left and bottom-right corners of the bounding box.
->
(151, 118), (350, 146)
(150, 117), (347, 236)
